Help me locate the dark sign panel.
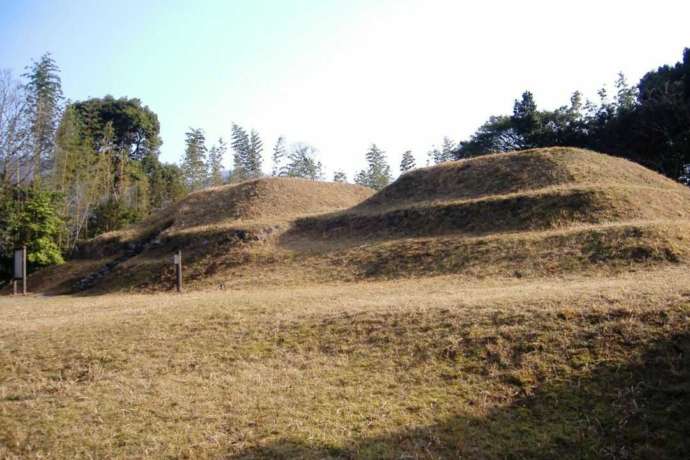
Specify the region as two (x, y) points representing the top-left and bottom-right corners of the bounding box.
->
(13, 249), (24, 279)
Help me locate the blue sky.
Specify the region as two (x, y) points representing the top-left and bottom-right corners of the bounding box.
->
(2, 0), (689, 178)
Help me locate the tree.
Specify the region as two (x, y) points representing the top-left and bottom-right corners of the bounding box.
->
(511, 91), (540, 148)
(23, 53), (63, 185)
(286, 143), (323, 180)
(143, 155), (187, 210)
(614, 72), (637, 113)
(247, 129), (263, 178)
(181, 128), (207, 191)
(400, 150), (416, 172)
(0, 69), (29, 186)
(207, 137), (226, 186)
(441, 137), (456, 162)
(271, 136), (287, 176)
(71, 96), (161, 161)
(0, 186), (64, 281)
(427, 146), (441, 165)
(455, 115), (522, 158)
(333, 170), (347, 182)
(230, 124), (264, 180)
(52, 106), (110, 248)
(230, 123), (250, 182)
(355, 144), (392, 190)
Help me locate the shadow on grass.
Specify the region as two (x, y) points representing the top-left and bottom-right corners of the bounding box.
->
(231, 332), (690, 459)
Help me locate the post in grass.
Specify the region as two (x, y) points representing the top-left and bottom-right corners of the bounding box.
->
(174, 250), (182, 293)
(12, 246), (27, 295)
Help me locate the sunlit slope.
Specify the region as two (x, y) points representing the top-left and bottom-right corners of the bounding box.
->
(29, 148), (690, 293)
(28, 177), (373, 293)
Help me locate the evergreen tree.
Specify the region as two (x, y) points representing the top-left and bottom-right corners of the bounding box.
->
(333, 170), (347, 182)
(181, 128), (207, 191)
(271, 136), (287, 176)
(286, 143), (323, 180)
(441, 137), (456, 162)
(400, 150), (416, 172)
(0, 186), (64, 279)
(23, 53), (63, 185)
(354, 144), (391, 190)
(230, 123), (250, 182)
(247, 129), (263, 178)
(207, 137), (226, 186)
(512, 90), (540, 147)
(143, 155), (187, 210)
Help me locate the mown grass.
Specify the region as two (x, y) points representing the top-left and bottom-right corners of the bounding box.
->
(1, 268), (689, 458)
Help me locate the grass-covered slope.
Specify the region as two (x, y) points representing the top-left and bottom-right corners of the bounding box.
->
(27, 177), (373, 294)
(28, 147), (690, 293)
(1, 269), (689, 458)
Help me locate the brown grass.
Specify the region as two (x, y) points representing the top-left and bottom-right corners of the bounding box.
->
(1, 268), (689, 458)
(24, 148), (690, 295)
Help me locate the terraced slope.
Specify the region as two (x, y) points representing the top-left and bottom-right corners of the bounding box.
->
(281, 148), (690, 282)
(28, 148), (690, 293)
(27, 178), (373, 293)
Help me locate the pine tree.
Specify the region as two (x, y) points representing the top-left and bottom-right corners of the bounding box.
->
(230, 123), (250, 182)
(286, 143), (323, 180)
(23, 53), (63, 186)
(333, 170), (347, 182)
(441, 137), (456, 162)
(207, 137), (225, 186)
(354, 144), (391, 190)
(181, 128), (207, 191)
(247, 129), (263, 178)
(400, 150), (416, 172)
(428, 146), (441, 165)
(271, 137), (287, 176)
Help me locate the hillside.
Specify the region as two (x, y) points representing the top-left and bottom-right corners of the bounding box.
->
(28, 148), (690, 293)
(2, 268), (689, 458)
(5, 148), (690, 458)
(28, 177), (373, 293)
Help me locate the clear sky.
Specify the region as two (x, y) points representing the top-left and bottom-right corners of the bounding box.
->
(1, 0), (689, 178)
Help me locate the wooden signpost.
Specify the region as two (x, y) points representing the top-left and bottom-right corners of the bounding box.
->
(13, 246), (27, 295)
(174, 250), (182, 293)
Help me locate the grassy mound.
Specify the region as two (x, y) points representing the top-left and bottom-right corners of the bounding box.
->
(297, 148), (690, 241)
(28, 178), (373, 293)
(355, 147), (684, 212)
(27, 147), (690, 293)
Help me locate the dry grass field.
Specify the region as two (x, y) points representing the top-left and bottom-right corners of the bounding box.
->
(3, 148), (690, 458)
(1, 269), (690, 458)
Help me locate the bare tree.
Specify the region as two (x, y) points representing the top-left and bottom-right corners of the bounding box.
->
(0, 69), (30, 186)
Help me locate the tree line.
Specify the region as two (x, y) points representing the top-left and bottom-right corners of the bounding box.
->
(1, 48), (689, 282)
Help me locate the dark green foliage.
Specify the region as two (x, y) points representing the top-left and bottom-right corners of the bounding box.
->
(88, 196), (142, 236)
(455, 48), (690, 183)
(142, 155), (187, 209)
(0, 186), (64, 280)
(71, 96), (161, 161)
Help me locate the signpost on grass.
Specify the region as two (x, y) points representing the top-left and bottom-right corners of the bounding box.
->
(13, 246), (27, 295)
(173, 250), (182, 293)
